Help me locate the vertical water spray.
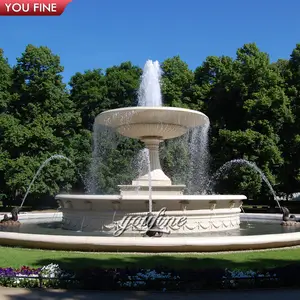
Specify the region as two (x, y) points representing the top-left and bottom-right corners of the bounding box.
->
(187, 122), (211, 194)
(137, 60), (163, 107)
(134, 59), (163, 209)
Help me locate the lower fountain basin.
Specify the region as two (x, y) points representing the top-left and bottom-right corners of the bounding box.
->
(55, 194), (245, 234)
(1, 212), (300, 252)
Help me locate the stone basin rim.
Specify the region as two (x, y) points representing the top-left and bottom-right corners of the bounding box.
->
(55, 194), (247, 200)
(96, 106), (209, 116)
(0, 228), (300, 252)
(95, 106), (209, 127)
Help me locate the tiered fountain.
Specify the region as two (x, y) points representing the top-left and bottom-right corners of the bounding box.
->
(55, 60), (246, 236)
(2, 60), (300, 252)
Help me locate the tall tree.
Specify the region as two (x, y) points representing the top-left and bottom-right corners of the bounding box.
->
(277, 44), (300, 198)
(0, 49), (13, 205)
(0, 49), (12, 112)
(69, 69), (107, 131)
(1, 45), (84, 205)
(105, 61), (142, 108)
(161, 56), (201, 109)
(195, 44), (292, 199)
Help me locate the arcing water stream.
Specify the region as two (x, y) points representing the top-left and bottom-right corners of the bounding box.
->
(207, 159), (281, 210)
(19, 154), (80, 210)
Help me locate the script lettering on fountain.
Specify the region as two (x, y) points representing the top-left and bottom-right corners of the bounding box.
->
(105, 208), (188, 236)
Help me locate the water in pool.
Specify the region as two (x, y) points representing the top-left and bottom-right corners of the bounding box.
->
(1, 219), (300, 237)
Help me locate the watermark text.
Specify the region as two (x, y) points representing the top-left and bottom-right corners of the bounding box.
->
(0, 0), (72, 16)
(111, 208), (187, 236)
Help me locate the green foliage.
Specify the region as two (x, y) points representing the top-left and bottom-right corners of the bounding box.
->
(161, 56), (196, 108)
(277, 44), (300, 196)
(0, 49), (12, 112)
(1, 42), (300, 206)
(105, 61), (142, 108)
(194, 43), (293, 197)
(69, 69), (107, 131)
(0, 45), (84, 205)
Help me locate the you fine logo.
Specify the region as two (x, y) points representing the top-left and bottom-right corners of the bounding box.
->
(0, 0), (72, 16)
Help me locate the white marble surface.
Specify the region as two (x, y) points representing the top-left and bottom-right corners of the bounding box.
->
(0, 212), (300, 252)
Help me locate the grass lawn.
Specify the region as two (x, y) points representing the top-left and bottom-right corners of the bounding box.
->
(0, 246), (299, 270)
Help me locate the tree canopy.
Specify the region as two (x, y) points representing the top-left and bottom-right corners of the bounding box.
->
(1, 42), (300, 207)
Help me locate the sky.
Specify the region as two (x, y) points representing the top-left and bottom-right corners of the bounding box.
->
(1, 0), (300, 83)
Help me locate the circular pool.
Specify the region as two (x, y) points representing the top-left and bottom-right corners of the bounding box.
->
(0, 212), (300, 252)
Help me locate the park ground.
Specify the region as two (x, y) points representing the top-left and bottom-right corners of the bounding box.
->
(1, 287), (300, 300)
(1, 245), (300, 270)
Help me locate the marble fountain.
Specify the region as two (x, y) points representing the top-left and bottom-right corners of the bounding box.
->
(1, 60), (300, 252)
(56, 105), (245, 236)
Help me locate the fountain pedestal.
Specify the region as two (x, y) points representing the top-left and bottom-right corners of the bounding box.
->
(135, 137), (171, 186)
(119, 137), (186, 196)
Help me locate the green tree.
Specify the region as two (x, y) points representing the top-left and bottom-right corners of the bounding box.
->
(195, 44), (292, 199)
(277, 44), (300, 198)
(105, 61), (142, 108)
(69, 69), (107, 131)
(2, 45), (84, 206)
(0, 49), (12, 112)
(0, 49), (13, 205)
(161, 56), (203, 109)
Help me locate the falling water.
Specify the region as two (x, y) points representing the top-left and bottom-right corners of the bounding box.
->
(208, 159), (281, 209)
(240, 206), (251, 227)
(144, 149), (153, 213)
(159, 135), (190, 185)
(86, 123), (101, 194)
(133, 148), (153, 212)
(19, 154), (76, 209)
(86, 124), (120, 194)
(187, 122), (211, 194)
(137, 60), (162, 107)
(133, 148), (149, 190)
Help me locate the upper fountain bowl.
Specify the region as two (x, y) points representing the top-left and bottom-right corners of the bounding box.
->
(95, 107), (209, 140)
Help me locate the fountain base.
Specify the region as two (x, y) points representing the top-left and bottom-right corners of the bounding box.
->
(56, 194), (245, 235)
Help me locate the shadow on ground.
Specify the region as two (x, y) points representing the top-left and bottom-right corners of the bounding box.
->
(3, 288), (300, 300)
(34, 253), (300, 270)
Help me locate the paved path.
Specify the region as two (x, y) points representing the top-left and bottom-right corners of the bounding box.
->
(1, 288), (300, 300)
